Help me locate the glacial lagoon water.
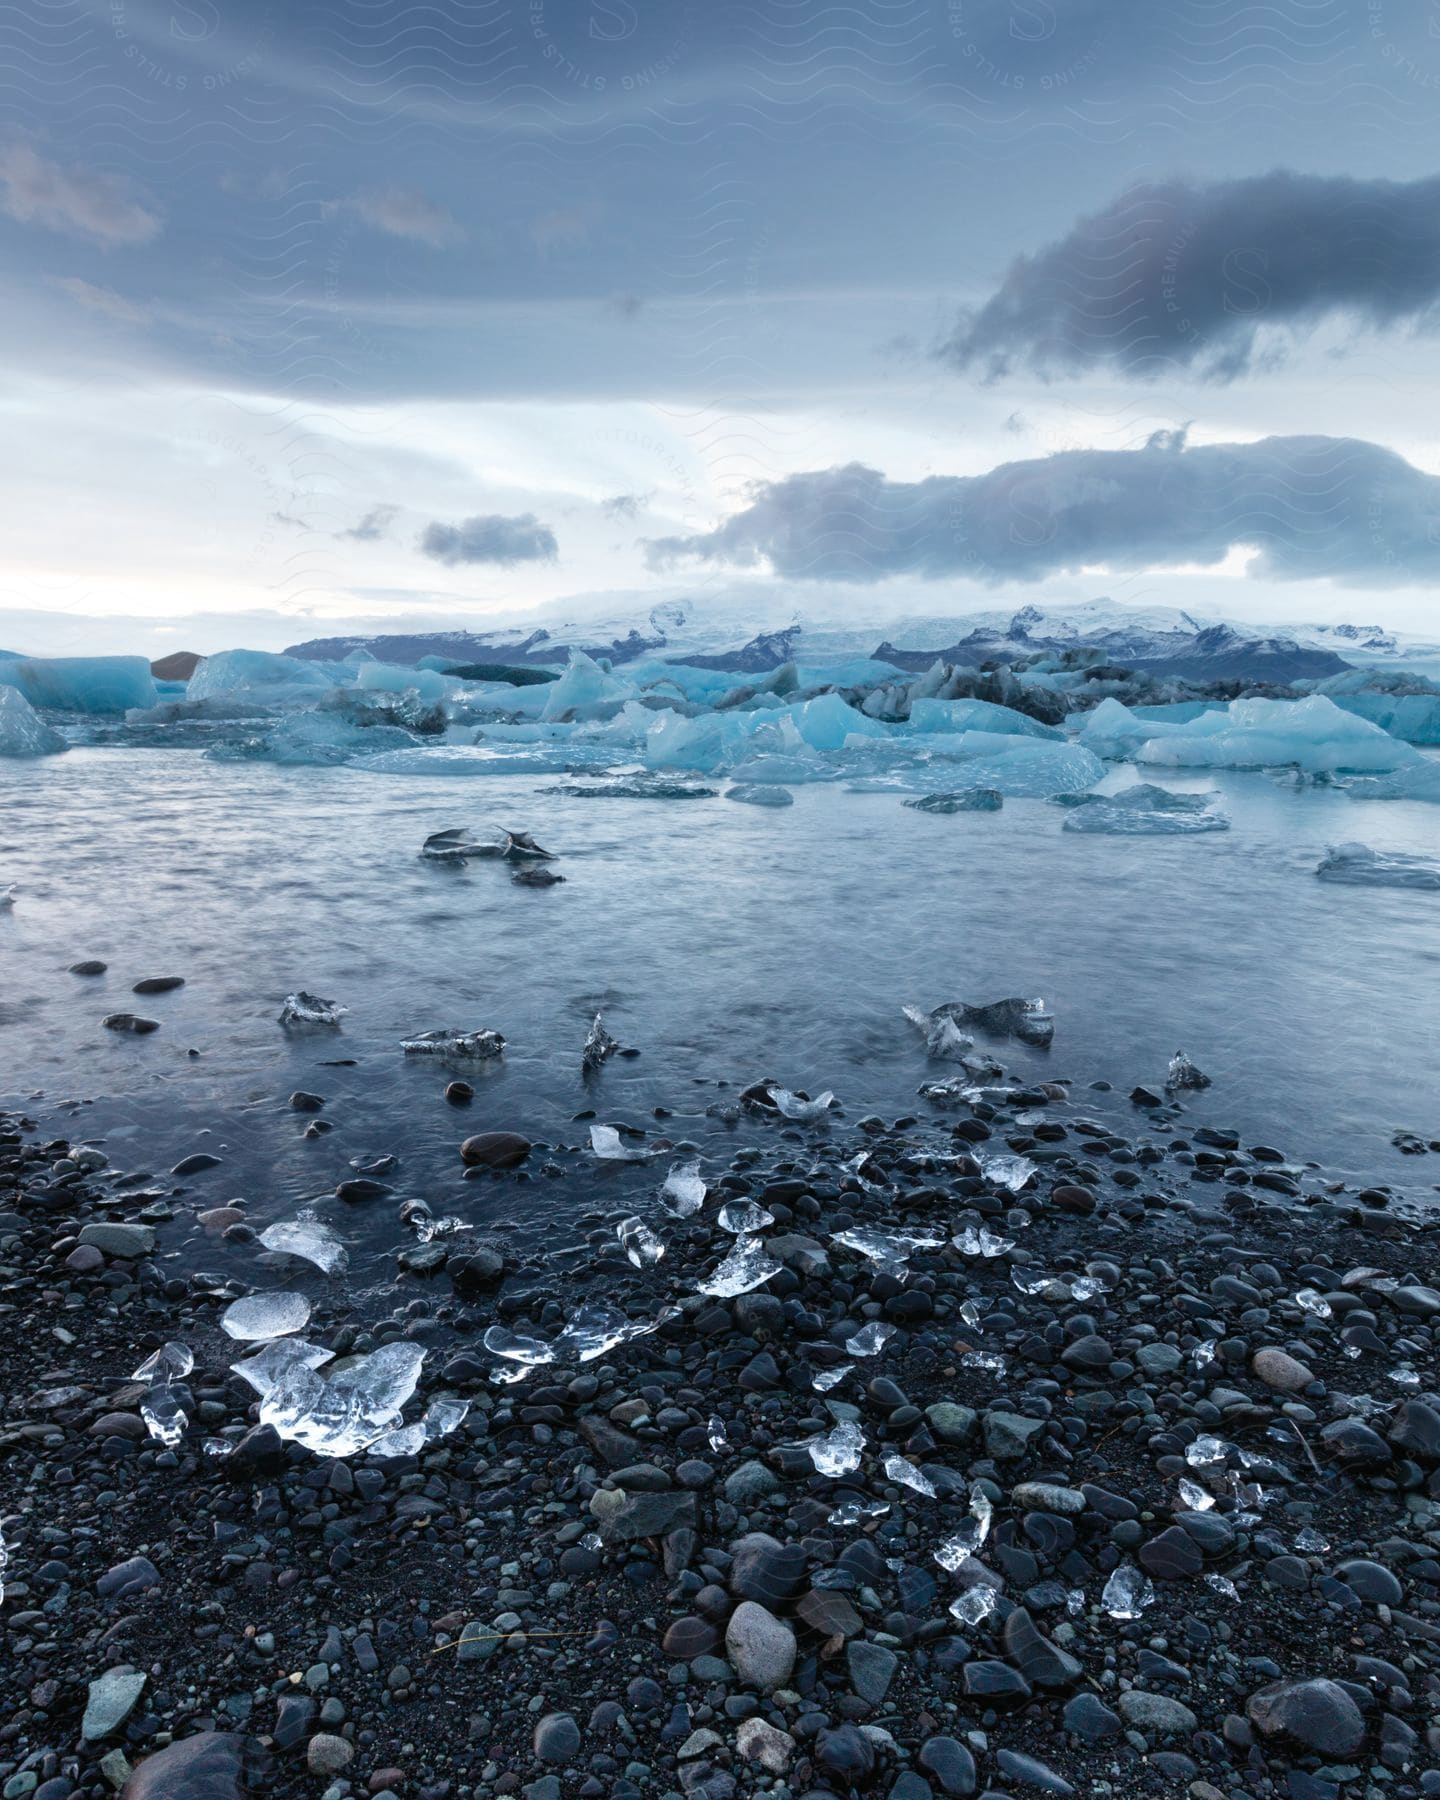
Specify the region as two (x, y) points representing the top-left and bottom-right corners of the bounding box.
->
(2, 747), (1438, 1293)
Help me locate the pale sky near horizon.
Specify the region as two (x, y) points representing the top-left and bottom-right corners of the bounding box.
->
(4, 0), (1440, 658)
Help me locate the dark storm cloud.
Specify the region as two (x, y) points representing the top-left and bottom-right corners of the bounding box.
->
(943, 173), (1440, 382)
(647, 433), (1440, 586)
(338, 505), (399, 543)
(419, 513), (559, 567)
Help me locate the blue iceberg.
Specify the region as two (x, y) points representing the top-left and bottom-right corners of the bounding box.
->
(0, 685), (67, 756)
(0, 654), (157, 714)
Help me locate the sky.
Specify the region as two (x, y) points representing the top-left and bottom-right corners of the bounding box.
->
(5, 0), (1440, 656)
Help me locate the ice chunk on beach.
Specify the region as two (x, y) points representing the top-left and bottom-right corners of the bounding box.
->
(483, 1325), (554, 1365)
(0, 653), (157, 714)
(0, 685), (66, 756)
(617, 1216), (665, 1265)
(902, 1004), (975, 1061)
(1140, 695), (1420, 775)
(1315, 842), (1440, 890)
(230, 1338), (335, 1396)
(807, 1419), (865, 1475)
(718, 1199), (775, 1234)
(365, 1421), (427, 1458)
(590, 1123), (652, 1161)
(769, 1086), (836, 1120)
(936, 1485), (994, 1567)
(140, 1383), (189, 1448)
(1060, 784), (1230, 835)
(279, 991), (347, 1027)
(133, 1341), (193, 1382)
(258, 1218), (348, 1275)
(221, 1291), (313, 1341)
(1167, 1050), (1211, 1091)
(660, 1160), (707, 1216)
(1102, 1564), (1155, 1619)
(934, 996), (1054, 1047)
(583, 1013), (621, 1072)
(557, 1301), (673, 1360)
(833, 1227), (944, 1269)
(948, 1584), (999, 1627)
(259, 1342), (425, 1457)
(845, 1321), (896, 1356)
(982, 1153), (1035, 1191)
(402, 1027), (505, 1058)
(699, 1235), (782, 1296)
(884, 1454), (936, 1496)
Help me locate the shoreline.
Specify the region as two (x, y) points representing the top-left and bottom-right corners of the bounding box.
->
(2, 1070), (1440, 1800)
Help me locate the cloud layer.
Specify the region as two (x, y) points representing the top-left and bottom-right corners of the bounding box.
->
(943, 172), (1440, 382)
(648, 433), (1440, 586)
(0, 142), (162, 247)
(419, 513), (558, 567)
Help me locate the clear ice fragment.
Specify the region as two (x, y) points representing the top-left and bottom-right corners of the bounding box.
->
(1294, 1287), (1331, 1317)
(983, 1154), (1035, 1192)
(833, 1227), (943, 1268)
(718, 1200), (775, 1235)
(279, 991), (347, 1027)
(366, 1422), (427, 1458)
(133, 1342), (193, 1382)
(1185, 1434), (1230, 1467)
(401, 1028), (505, 1058)
(230, 1337), (334, 1397)
(258, 1218), (348, 1275)
(617, 1215), (665, 1266)
(556, 1300), (673, 1361)
(845, 1322), (896, 1356)
(590, 1123), (652, 1162)
(828, 1499), (889, 1527)
(140, 1383), (188, 1447)
(948, 1584), (999, 1627)
(221, 1291), (312, 1342)
(883, 1454), (937, 1497)
(1177, 1476), (1214, 1511)
(1203, 1573), (1240, 1600)
(960, 1351), (1006, 1374)
(1293, 1526), (1330, 1553)
(807, 1419), (865, 1476)
(1011, 1267), (1053, 1296)
(953, 1226), (1013, 1258)
(707, 1415), (728, 1451)
(1101, 1564), (1155, 1619)
(812, 1363), (852, 1391)
(483, 1325), (554, 1365)
(423, 1397), (469, 1442)
(935, 1485), (993, 1568)
(698, 1235), (782, 1297)
(661, 1161), (707, 1216)
(768, 1086), (836, 1121)
(583, 1012), (621, 1073)
(1167, 1050), (1211, 1091)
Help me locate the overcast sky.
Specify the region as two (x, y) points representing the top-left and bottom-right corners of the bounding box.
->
(5, 0), (1440, 655)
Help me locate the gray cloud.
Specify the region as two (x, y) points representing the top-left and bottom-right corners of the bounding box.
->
(51, 277), (151, 326)
(346, 185), (461, 248)
(419, 513), (559, 567)
(647, 433), (1440, 586)
(601, 491), (652, 521)
(338, 504), (399, 543)
(943, 172), (1440, 382)
(0, 141), (161, 247)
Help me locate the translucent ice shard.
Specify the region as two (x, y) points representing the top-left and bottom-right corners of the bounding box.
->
(1315, 841), (1440, 891)
(812, 1363), (852, 1391)
(940, 995), (1054, 1047)
(1102, 1563), (1155, 1619)
(366, 1421), (427, 1458)
(1177, 1476), (1214, 1512)
(132, 1342), (193, 1382)
(883, 1454), (937, 1497)
(556, 1301), (673, 1361)
(1011, 1267), (1054, 1296)
(336, 1341), (426, 1419)
(230, 1338), (334, 1397)
(1294, 1287), (1331, 1318)
(660, 1161), (707, 1217)
(617, 1216), (665, 1266)
(934, 1484), (994, 1569)
(259, 1218), (348, 1275)
(1185, 1435), (1231, 1467)
(768, 1087), (837, 1121)
(948, 1584), (999, 1627)
(982, 1154), (1035, 1192)
(1203, 1573), (1239, 1600)
(1293, 1526), (1330, 1553)
(832, 1227), (944, 1269)
(0, 684), (66, 757)
(1167, 1050), (1211, 1091)
(221, 1291), (312, 1341)
(583, 1012), (621, 1073)
(828, 1498), (889, 1527)
(807, 1419), (865, 1476)
(698, 1235), (782, 1297)
(401, 1028), (505, 1058)
(140, 1383), (188, 1448)
(960, 1351), (1007, 1374)
(590, 1123), (652, 1161)
(1191, 1338), (1217, 1368)
(845, 1321), (896, 1356)
(422, 1397), (469, 1442)
(718, 1200), (775, 1235)
(953, 1226), (1014, 1258)
(279, 991), (347, 1027)
(902, 1004), (977, 1061)
(707, 1415), (728, 1451)
(483, 1325), (555, 1365)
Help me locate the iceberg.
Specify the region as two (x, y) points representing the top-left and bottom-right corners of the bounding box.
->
(1345, 762), (1440, 803)
(187, 648), (340, 705)
(1139, 696), (1420, 775)
(354, 661), (456, 703)
(208, 711), (420, 766)
(904, 789), (1003, 814)
(1060, 784), (1230, 835)
(401, 1028), (505, 1058)
(907, 697), (1063, 739)
(540, 651), (634, 721)
(0, 685), (66, 756)
(1315, 842), (1440, 891)
(279, 991), (347, 1027)
(0, 653), (157, 714)
(725, 783), (794, 807)
(1329, 692), (1440, 745)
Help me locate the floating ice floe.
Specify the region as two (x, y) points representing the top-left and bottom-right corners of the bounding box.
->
(0, 651), (157, 714)
(279, 991), (348, 1027)
(591, 1123), (653, 1161)
(221, 1291), (312, 1341)
(698, 1235), (782, 1297)
(931, 995), (1054, 1047)
(1315, 842), (1440, 891)
(512, 866), (565, 887)
(903, 789), (1003, 814)
(583, 1012), (623, 1073)
(660, 1160), (707, 1216)
(807, 1419), (865, 1476)
(1059, 783), (1230, 835)
(725, 783), (794, 807)
(1137, 694), (1421, 775)
(0, 684), (66, 757)
(1345, 762), (1440, 803)
(902, 1004), (975, 1061)
(1167, 1050), (1211, 1091)
(258, 1217), (348, 1275)
(402, 1027), (506, 1057)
